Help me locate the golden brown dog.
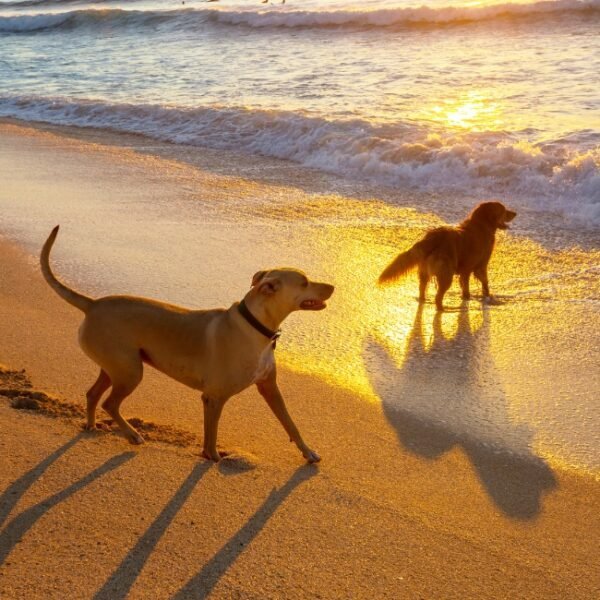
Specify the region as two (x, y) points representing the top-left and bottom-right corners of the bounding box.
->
(41, 226), (334, 462)
(378, 201), (516, 310)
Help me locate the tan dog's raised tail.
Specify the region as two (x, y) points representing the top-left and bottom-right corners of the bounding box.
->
(378, 201), (516, 310)
(41, 226), (334, 462)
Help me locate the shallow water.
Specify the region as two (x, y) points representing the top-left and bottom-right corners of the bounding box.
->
(1, 0), (599, 223)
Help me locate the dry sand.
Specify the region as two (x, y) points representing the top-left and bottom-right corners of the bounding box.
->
(0, 120), (599, 599)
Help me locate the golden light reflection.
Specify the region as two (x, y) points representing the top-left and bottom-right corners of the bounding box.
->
(427, 90), (504, 131)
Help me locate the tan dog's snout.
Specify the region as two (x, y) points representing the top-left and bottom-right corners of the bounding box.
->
(301, 282), (335, 311)
(318, 282), (335, 299)
(251, 268), (334, 310)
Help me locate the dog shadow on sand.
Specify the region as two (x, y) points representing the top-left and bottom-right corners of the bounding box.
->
(0, 434), (134, 567)
(363, 303), (557, 520)
(94, 462), (317, 600)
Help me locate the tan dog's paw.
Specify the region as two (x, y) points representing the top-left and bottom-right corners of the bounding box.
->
(83, 422), (111, 432)
(202, 449), (222, 462)
(303, 449), (321, 463)
(127, 432), (145, 445)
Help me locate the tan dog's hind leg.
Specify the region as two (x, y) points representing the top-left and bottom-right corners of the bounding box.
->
(256, 372), (320, 463)
(100, 357), (144, 444)
(85, 369), (111, 430)
(202, 394), (225, 461)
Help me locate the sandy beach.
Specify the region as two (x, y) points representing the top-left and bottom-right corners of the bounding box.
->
(1, 120), (599, 599)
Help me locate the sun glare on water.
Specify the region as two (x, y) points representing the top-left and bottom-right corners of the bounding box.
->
(427, 90), (504, 131)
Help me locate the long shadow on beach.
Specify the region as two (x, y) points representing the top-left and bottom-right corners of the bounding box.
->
(94, 460), (212, 600)
(0, 433), (82, 529)
(364, 304), (557, 520)
(173, 464), (317, 600)
(0, 446), (134, 566)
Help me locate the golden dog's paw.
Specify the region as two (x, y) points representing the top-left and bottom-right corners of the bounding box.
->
(483, 296), (504, 306)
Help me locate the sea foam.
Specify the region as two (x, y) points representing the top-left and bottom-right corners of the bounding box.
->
(0, 95), (597, 225)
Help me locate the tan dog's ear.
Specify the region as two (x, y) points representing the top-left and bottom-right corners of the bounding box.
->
(251, 270), (267, 287)
(257, 278), (281, 296)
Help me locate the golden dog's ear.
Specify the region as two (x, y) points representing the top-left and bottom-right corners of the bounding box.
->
(251, 270), (267, 287)
(257, 277), (281, 296)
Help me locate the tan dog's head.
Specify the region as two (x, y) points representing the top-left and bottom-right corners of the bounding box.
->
(470, 201), (517, 230)
(250, 268), (334, 317)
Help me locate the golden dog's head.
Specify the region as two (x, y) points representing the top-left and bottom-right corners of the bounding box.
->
(470, 201), (517, 230)
(251, 268), (334, 312)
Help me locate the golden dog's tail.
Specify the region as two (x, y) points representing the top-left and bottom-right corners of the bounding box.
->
(378, 243), (425, 284)
(40, 226), (93, 313)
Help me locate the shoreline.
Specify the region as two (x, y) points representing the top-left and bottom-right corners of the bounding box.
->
(0, 118), (599, 598)
(2, 116), (598, 251)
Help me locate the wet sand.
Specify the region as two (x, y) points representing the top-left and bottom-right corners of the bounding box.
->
(0, 120), (599, 599)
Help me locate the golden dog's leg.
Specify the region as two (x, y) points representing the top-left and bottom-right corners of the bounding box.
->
(256, 372), (320, 463)
(435, 271), (453, 311)
(418, 269), (429, 303)
(85, 369), (111, 430)
(474, 266), (490, 297)
(201, 394), (225, 462)
(459, 273), (471, 300)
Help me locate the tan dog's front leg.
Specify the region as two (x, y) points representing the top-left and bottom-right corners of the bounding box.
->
(256, 371), (320, 463)
(202, 394), (225, 462)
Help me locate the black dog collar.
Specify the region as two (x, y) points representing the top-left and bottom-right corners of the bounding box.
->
(238, 299), (281, 348)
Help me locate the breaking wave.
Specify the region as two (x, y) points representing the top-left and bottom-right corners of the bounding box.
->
(1, 95), (597, 225)
(1, 0), (599, 34)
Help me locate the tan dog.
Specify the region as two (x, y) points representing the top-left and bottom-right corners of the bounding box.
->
(378, 201), (516, 310)
(41, 226), (334, 462)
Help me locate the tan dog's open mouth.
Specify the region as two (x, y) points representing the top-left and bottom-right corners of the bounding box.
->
(301, 299), (328, 310)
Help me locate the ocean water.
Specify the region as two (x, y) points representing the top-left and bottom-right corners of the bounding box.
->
(1, 0), (599, 225)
